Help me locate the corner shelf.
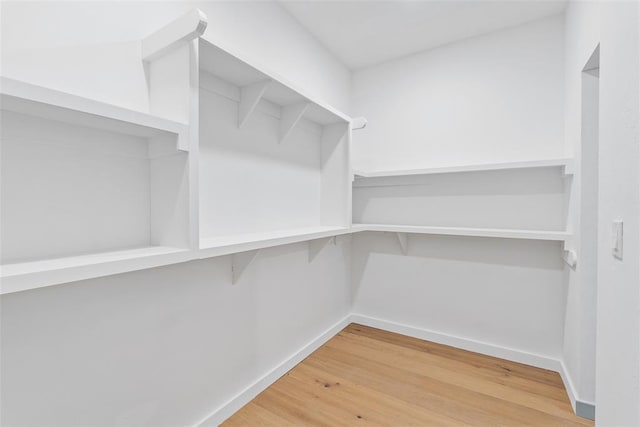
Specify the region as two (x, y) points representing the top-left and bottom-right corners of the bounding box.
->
(1, 247), (195, 295)
(353, 224), (571, 242)
(354, 158), (574, 186)
(1, 77), (190, 152)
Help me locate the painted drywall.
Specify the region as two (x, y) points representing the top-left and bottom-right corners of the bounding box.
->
(0, 2), (353, 425)
(0, 241), (352, 426)
(561, 0), (601, 410)
(0, 1), (351, 113)
(349, 13), (569, 379)
(595, 2), (640, 425)
(353, 167), (567, 231)
(351, 15), (565, 172)
(351, 232), (567, 363)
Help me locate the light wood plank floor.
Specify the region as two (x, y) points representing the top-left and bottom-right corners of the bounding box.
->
(223, 324), (593, 426)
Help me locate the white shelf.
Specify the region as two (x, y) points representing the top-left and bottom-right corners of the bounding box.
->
(1, 247), (195, 295)
(199, 226), (357, 258)
(0, 77), (190, 151)
(0, 223), (570, 295)
(199, 38), (351, 128)
(353, 224), (571, 242)
(354, 158), (574, 180)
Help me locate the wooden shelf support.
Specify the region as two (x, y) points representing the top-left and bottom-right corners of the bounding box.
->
(238, 79), (272, 128)
(142, 8), (208, 62)
(308, 236), (336, 262)
(231, 250), (259, 284)
(280, 102), (310, 143)
(396, 233), (408, 255)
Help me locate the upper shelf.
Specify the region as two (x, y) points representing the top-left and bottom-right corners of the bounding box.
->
(198, 38), (351, 128)
(0, 77), (190, 151)
(354, 158), (574, 182)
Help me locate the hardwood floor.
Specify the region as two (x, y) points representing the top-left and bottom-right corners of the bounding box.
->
(223, 324), (593, 426)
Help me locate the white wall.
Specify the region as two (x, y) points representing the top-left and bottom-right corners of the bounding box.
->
(0, 242), (351, 426)
(352, 232), (567, 365)
(349, 14), (569, 377)
(0, 1), (351, 113)
(351, 15), (565, 172)
(353, 168), (567, 231)
(562, 0), (601, 411)
(595, 1), (640, 425)
(562, 3), (640, 423)
(0, 1), (353, 425)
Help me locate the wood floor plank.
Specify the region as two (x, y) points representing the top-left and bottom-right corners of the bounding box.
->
(222, 324), (594, 426)
(321, 332), (578, 420)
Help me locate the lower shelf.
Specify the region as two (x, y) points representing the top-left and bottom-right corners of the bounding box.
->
(353, 224), (570, 242)
(199, 226), (355, 258)
(1, 224), (570, 295)
(1, 246), (193, 295)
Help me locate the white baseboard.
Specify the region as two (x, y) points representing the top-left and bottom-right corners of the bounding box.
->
(197, 313), (595, 425)
(196, 315), (352, 426)
(558, 360), (596, 420)
(351, 313), (562, 372)
(353, 314), (596, 421)
(559, 360), (579, 411)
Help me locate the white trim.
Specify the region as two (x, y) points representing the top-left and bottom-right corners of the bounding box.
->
(352, 314), (596, 420)
(350, 314), (562, 372)
(195, 314), (596, 424)
(559, 360), (596, 420)
(196, 315), (352, 426)
(142, 9), (208, 62)
(559, 360), (579, 412)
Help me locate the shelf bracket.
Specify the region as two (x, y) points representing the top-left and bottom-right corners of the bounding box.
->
(396, 233), (409, 255)
(308, 236), (336, 262)
(142, 9), (208, 62)
(280, 102), (310, 143)
(231, 250), (259, 284)
(563, 160), (576, 177)
(351, 116), (368, 131)
(238, 79), (272, 128)
(562, 249), (577, 269)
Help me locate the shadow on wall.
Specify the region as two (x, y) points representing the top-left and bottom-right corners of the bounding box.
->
(350, 231), (567, 357)
(352, 231), (565, 293)
(353, 168), (567, 230)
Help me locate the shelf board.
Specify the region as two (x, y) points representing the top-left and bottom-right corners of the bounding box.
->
(0, 224), (568, 295)
(1, 246), (194, 295)
(1, 77), (190, 151)
(198, 38), (351, 127)
(353, 224), (571, 242)
(354, 158), (574, 180)
(199, 226), (357, 258)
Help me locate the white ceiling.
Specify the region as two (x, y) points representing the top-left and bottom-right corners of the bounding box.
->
(279, 0), (567, 70)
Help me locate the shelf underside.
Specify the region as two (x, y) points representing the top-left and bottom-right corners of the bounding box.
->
(353, 224), (570, 242)
(1, 246), (193, 295)
(198, 226), (356, 258)
(354, 158), (574, 182)
(199, 39), (349, 127)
